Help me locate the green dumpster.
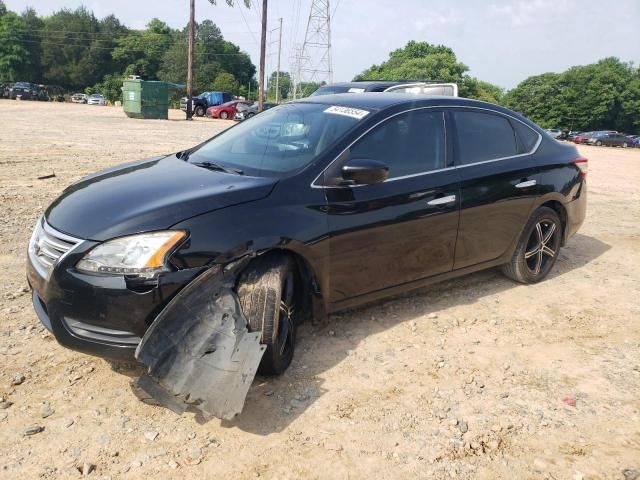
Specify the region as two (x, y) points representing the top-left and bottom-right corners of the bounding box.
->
(122, 80), (169, 119)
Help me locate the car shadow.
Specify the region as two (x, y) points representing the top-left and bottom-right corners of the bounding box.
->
(222, 233), (610, 434)
(119, 233), (609, 434)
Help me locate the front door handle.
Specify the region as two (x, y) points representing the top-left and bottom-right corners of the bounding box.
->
(427, 194), (456, 206)
(515, 179), (537, 189)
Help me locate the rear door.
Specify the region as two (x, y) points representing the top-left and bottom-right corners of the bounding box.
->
(450, 108), (542, 269)
(323, 108), (460, 302)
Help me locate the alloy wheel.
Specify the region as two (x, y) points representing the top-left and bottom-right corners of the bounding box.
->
(277, 271), (295, 355)
(524, 220), (558, 275)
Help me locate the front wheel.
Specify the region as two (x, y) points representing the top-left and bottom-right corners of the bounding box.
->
(237, 255), (298, 375)
(502, 207), (562, 284)
(595, 140), (602, 146)
(219, 111), (228, 119)
(194, 105), (205, 117)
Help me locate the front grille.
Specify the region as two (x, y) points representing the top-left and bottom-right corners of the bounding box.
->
(29, 219), (83, 276)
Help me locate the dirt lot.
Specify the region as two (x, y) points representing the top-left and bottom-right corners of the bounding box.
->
(0, 100), (639, 480)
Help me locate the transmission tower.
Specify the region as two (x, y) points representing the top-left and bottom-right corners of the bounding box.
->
(295, 0), (332, 97)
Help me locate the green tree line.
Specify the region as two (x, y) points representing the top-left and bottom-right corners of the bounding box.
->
(0, 2), (256, 102)
(356, 40), (639, 133)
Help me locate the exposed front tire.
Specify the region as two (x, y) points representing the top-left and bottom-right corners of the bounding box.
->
(219, 111), (228, 119)
(595, 140), (602, 146)
(502, 207), (562, 284)
(237, 254), (298, 375)
(194, 105), (205, 117)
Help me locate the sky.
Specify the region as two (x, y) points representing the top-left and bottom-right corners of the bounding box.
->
(5, 0), (640, 89)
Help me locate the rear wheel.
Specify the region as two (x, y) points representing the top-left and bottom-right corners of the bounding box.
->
(237, 255), (298, 375)
(219, 111), (229, 120)
(502, 207), (562, 284)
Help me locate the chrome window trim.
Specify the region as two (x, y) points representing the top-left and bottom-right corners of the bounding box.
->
(311, 105), (542, 189)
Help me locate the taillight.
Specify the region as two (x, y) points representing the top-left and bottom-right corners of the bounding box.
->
(572, 157), (588, 179)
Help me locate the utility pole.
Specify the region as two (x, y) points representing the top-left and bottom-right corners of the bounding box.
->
(258, 0), (268, 111)
(186, 0), (195, 120)
(275, 17), (282, 103)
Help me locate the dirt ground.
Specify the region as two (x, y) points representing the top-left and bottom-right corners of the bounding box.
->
(0, 100), (639, 480)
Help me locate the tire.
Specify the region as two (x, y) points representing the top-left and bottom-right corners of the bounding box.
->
(595, 140), (602, 146)
(622, 142), (628, 148)
(237, 255), (298, 375)
(501, 207), (562, 284)
(247, 112), (255, 119)
(194, 105), (205, 117)
(219, 111), (228, 120)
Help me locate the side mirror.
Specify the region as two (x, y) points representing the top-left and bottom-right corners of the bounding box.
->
(341, 159), (389, 185)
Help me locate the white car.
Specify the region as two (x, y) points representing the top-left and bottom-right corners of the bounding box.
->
(545, 128), (562, 139)
(71, 93), (88, 104)
(87, 94), (106, 106)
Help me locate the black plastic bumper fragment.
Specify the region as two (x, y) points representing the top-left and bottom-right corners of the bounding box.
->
(134, 259), (266, 420)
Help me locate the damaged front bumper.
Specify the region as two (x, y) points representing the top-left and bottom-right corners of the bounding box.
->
(135, 259), (266, 420)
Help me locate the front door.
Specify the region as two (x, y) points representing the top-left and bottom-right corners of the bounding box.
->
(321, 109), (460, 303)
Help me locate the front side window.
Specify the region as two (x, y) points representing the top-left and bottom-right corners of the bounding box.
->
(188, 103), (367, 176)
(453, 111), (517, 165)
(348, 110), (446, 179)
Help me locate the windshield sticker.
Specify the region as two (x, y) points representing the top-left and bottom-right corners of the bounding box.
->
(324, 105), (370, 120)
(347, 87), (366, 93)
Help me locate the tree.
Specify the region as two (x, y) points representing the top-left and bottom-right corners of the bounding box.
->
(504, 57), (640, 132)
(40, 7), (106, 89)
(267, 70), (291, 101)
(112, 18), (174, 79)
(0, 12), (29, 81)
(356, 40), (468, 83)
(18, 7), (43, 82)
(212, 72), (238, 93)
(356, 40), (503, 104)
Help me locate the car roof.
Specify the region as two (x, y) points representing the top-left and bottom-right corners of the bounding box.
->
(293, 92), (508, 112)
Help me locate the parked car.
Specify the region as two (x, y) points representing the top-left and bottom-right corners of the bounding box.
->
(87, 94), (106, 106)
(566, 131), (583, 142)
(310, 81), (458, 97)
(27, 93), (587, 419)
(573, 132), (594, 144)
(72, 93), (89, 104)
(206, 99), (252, 120)
(545, 128), (562, 139)
(624, 134), (639, 147)
(180, 91), (234, 117)
(586, 132), (631, 147)
(234, 101), (277, 121)
(8, 82), (37, 100)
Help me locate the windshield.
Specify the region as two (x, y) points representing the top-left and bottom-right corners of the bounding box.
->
(15, 82), (31, 88)
(310, 85), (359, 96)
(187, 103), (369, 177)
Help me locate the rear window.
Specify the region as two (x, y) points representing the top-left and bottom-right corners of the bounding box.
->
(453, 111), (517, 165)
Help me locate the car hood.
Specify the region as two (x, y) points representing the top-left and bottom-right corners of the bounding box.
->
(45, 155), (277, 241)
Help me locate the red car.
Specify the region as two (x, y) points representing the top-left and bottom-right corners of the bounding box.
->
(573, 133), (593, 144)
(206, 100), (251, 120)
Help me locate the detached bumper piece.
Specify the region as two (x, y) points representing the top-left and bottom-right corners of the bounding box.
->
(135, 259), (265, 420)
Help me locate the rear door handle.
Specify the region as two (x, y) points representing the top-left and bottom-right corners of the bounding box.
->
(427, 194), (456, 206)
(515, 179), (537, 189)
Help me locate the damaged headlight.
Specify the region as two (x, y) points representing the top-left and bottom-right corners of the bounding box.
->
(76, 231), (186, 277)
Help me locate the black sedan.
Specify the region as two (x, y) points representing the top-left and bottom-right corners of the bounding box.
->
(586, 132), (631, 147)
(27, 94), (587, 414)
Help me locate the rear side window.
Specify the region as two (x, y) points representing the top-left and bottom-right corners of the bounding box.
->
(512, 120), (540, 153)
(349, 110), (446, 178)
(453, 111), (517, 165)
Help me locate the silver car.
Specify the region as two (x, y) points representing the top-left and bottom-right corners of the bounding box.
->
(87, 94), (106, 106)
